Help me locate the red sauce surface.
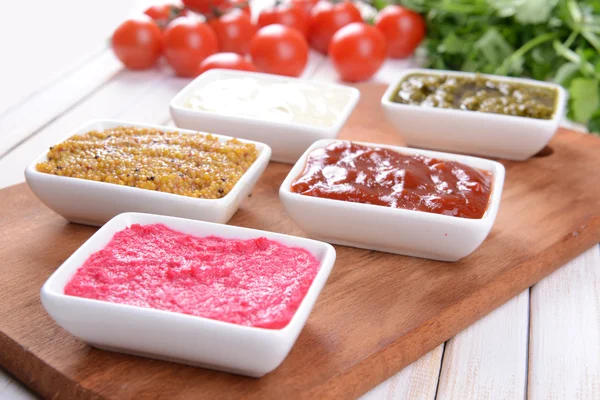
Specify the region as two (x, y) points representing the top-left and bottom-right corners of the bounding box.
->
(64, 224), (320, 329)
(291, 142), (492, 219)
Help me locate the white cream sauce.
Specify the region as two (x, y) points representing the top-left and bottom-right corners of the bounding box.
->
(184, 77), (354, 128)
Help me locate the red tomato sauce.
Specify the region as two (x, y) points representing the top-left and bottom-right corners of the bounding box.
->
(64, 224), (320, 329)
(290, 142), (492, 219)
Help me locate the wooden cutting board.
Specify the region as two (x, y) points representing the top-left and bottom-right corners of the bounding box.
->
(1, 84), (599, 400)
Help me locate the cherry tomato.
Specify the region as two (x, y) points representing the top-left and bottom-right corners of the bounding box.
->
(292, 0), (319, 16)
(257, 3), (309, 38)
(181, 0), (227, 14)
(308, 1), (362, 54)
(329, 22), (387, 82)
(198, 52), (256, 74)
(111, 15), (162, 70)
(250, 25), (308, 77)
(208, 9), (256, 55)
(144, 4), (188, 28)
(375, 5), (425, 59)
(162, 17), (218, 77)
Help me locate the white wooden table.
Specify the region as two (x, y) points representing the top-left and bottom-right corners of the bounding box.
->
(1, 1), (599, 398)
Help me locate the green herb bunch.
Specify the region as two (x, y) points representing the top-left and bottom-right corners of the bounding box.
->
(374, 0), (600, 132)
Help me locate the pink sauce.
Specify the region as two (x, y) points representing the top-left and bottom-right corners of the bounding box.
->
(64, 224), (320, 329)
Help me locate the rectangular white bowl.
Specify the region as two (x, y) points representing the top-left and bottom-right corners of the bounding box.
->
(280, 139), (505, 262)
(381, 69), (567, 160)
(170, 69), (360, 164)
(25, 120), (271, 226)
(40, 212), (336, 377)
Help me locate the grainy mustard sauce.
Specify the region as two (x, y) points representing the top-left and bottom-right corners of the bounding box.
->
(36, 126), (259, 199)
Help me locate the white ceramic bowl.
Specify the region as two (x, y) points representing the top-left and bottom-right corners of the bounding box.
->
(381, 69), (567, 160)
(41, 212), (336, 377)
(25, 120), (271, 226)
(170, 69), (360, 164)
(280, 139), (505, 262)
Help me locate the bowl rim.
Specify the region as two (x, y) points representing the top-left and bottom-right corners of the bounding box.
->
(380, 68), (567, 124)
(279, 139), (505, 225)
(25, 119), (272, 208)
(169, 69), (361, 135)
(41, 212), (337, 337)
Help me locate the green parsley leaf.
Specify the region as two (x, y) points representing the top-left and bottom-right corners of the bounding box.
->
(569, 78), (600, 123)
(514, 0), (559, 24)
(554, 62), (582, 87)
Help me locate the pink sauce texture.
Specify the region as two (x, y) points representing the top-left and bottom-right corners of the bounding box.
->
(64, 224), (320, 329)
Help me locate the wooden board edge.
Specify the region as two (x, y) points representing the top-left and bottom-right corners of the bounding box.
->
(0, 330), (101, 400)
(301, 215), (600, 399)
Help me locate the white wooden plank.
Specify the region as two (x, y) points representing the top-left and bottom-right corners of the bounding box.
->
(361, 345), (444, 400)
(0, 0), (145, 116)
(0, 44), (106, 118)
(0, 0), (171, 159)
(0, 49), (123, 158)
(0, 381), (36, 400)
(528, 246), (600, 400)
(436, 290), (529, 400)
(112, 73), (190, 123)
(0, 369), (11, 394)
(0, 67), (177, 189)
(301, 51), (329, 79)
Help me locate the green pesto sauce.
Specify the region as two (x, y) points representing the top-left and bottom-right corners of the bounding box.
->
(391, 73), (558, 120)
